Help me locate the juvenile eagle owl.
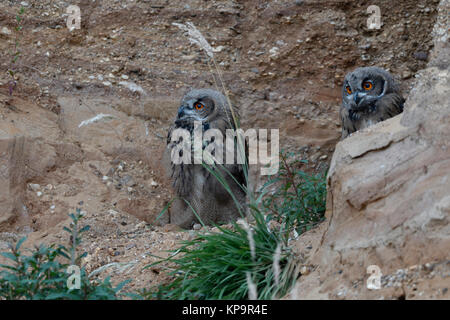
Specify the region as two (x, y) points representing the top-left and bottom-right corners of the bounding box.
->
(340, 67), (405, 139)
(164, 89), (247, 229)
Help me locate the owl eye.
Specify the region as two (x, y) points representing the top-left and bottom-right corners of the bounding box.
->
(363, 81), (373, 90)
(345, 86), (352, 94)
(194, 102), (205, 110)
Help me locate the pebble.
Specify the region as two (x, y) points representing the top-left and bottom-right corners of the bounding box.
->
(269, 47), (279, 56)
(300, 266), (310, 275)
(413, 51), (428, 61)
(193, 224), (202, 230)
(29, 183), (41, 191)
(213, 45), (225, 52)
(402, 70), (413, 79)
(1, 27), (11, 36)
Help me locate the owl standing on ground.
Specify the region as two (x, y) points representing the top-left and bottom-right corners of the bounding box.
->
(340, 67), (405, 139)
(164, 89), (247, 229)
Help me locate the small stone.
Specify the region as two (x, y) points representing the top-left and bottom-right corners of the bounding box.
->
(213, 45), (225, 52)
(120, 175), (135, 187)
(1, 27), (11, 36)
(108, 209), (119, 217)
(121, 74), (129, 80)
(359, 43), (371, 50)
(36, 191), (43, 197)
(402, 71), (413, 79)
(136, 222), (146, 229)
(269, 47), (279, 56)
(300, 266), (310, 275)
(193, 224), (202, 230)
(29, 183), (41, 191)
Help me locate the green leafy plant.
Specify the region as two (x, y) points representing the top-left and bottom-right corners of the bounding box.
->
(144, 211), (298, 300)
(260, 151), (327, 243)
(7, 6), (25, 96)
(0, 209), (129, 300)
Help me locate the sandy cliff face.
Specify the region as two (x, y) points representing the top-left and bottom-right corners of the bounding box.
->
(289, 0), (449, 299)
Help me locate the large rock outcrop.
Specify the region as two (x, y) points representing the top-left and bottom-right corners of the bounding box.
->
(290, 0), (449, 299)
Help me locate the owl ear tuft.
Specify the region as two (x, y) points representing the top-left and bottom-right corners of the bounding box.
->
(378, 75), (389, 97)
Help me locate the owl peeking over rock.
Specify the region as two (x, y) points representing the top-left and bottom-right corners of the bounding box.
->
(340, 67), (405, 139)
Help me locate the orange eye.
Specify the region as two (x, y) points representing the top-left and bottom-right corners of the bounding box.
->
(363, 81), (373, 90)
(346, 86), (352, 94)
(194, 102), (204, 110)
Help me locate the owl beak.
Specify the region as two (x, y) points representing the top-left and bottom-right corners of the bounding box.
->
(354, 92), (363, 105)
(177, 105), (186, 118)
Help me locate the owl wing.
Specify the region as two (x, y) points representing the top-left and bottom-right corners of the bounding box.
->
(164, 123), (194, 197)
(376, 92), (405, 120)
(339, 106), (353, 139)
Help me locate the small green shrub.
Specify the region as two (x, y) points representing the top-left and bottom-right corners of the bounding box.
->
(0, 209), (129, 300)
(144, 211), (297, 300)
(260, 151), (327, 243)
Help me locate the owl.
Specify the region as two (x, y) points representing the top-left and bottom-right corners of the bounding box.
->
(340, 67), (405, 139)
(163, 89), (247, 229)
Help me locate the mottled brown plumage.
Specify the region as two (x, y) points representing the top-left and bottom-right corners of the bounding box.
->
(164, 89), (247, 229)
(340, 67), (405, 139)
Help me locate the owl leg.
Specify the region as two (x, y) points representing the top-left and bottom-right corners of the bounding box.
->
(169, 197), (196, 229)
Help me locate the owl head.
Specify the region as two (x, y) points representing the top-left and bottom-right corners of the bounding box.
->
(342, 67), (399, 112)
(174, 89), (236, 130)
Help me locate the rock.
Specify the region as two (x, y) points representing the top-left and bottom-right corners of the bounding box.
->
(414, 51), (428, 61)
(29, 183), (41, 191)
(193, 223), (202, 230)
(120, 175), (135, 187)
(402, 70), (413, 79)
(1, 27), (11, 36)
